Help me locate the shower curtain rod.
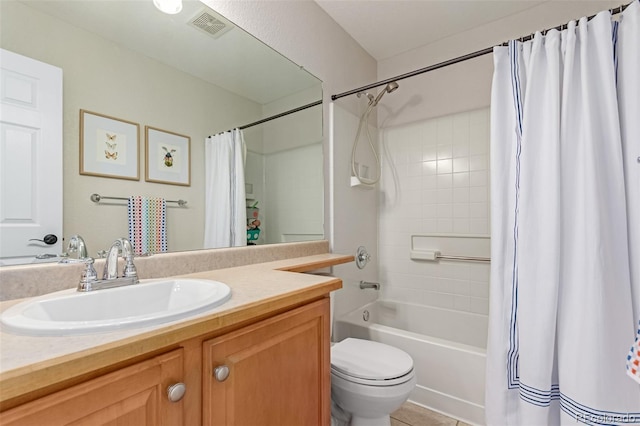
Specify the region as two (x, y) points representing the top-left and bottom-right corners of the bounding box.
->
(212, 99), (322, 136)
(330, 2), (631, 101)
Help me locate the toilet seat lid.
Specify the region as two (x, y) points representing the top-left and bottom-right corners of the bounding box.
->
(331, 338), (414, 381)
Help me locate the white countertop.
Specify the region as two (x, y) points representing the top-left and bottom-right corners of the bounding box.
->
(0, 253), (352, 406)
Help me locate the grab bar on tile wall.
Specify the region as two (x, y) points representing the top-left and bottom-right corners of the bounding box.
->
(90, 193), (187, 207)
(410, 250), (490, 262)
(410, 234), (491, 263)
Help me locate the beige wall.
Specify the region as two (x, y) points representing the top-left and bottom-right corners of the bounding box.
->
(261, 85), (322, 154)
(206, 0), (381, 317)
(1, 1), (263, 255)
(376, 0), (621, 126)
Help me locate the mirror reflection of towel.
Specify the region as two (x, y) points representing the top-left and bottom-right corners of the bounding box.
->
(128, 196), (167, 255)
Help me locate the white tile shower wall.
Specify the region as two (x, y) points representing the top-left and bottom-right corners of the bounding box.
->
(264, 143), (324, 244)
(379, 108), (490, 316)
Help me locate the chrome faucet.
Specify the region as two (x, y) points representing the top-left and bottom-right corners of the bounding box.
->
(359, 280), (380, 290)
(77, 238), (139, 292)
(59, 235), (90, 264)
(63, 235), (89, 260)
(103, 238), (137, 280)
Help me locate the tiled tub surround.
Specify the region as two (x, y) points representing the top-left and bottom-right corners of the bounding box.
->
(373, 109), (491, 424)
(245, 143), (324, 246)
(265, 143), (324, 244)
(0, 240), (332, 301)
(0, 248), (352, 409)
(379, 108), (490, 315)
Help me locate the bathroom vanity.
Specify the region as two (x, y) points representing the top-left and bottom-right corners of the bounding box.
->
(0, 252), (352, 425)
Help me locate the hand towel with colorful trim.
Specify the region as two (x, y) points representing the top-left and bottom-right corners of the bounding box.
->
(628, 319), (640, 384)
(128, 196), (167, 256)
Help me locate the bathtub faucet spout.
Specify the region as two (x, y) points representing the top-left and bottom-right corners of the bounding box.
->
(359, 281), (380, 290)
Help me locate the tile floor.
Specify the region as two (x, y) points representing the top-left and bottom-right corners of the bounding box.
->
(391, 402), (473, 426)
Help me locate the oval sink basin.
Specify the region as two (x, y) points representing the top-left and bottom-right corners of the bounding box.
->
(0, 278), (231, 336)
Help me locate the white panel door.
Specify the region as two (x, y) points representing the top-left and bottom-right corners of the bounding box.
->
(0, 49), (63, 264)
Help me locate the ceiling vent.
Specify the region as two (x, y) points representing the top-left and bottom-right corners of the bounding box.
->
(188, 9), (234, 39)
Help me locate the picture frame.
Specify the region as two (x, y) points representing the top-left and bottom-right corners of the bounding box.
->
(79, 109), (140, 180)
(145, 126), (191, 186)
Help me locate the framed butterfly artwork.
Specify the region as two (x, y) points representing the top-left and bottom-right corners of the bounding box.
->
(79, 109), (140, 180)
(144, 126), (191, 186)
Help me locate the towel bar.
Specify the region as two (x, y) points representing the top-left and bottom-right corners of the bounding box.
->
(90, 193), (187, 207)
(410, 250), (490, 263)
(410, 234), (491, 263)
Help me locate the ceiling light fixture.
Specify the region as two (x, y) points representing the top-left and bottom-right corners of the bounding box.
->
(153, 0), (182, 15)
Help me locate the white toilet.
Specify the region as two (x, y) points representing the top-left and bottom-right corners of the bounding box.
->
(331, 338), (417, 426)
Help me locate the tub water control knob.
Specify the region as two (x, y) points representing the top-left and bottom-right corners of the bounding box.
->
(355, 246), (371, 269)
(167, 382), (186, 402)
(214, 365), (230, 382)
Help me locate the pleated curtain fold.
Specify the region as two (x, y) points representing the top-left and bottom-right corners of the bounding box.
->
(204, 129), (247, 249)
(486, 2), (640, 424)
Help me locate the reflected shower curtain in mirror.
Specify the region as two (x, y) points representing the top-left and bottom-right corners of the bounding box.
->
(486, 3), (640, 425)
(204, 129), (247, 248)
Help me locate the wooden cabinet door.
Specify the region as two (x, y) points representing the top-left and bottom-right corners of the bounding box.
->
(203, 299), (330, 426)
(0, 349), (184, 426)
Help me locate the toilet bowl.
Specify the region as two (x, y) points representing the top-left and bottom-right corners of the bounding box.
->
(331, 338), (417, 426)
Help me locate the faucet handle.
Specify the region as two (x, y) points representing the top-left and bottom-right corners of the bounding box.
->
(355, 246), (371, 269)
(122, 258), (138, 282)
(119, 238), (139, 283)
(77, 257), (98, 291)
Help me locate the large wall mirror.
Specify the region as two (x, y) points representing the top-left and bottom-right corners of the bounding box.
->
(0, 0), (323, 265)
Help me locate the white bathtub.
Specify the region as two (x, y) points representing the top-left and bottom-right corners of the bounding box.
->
(333, 300), (487, 425)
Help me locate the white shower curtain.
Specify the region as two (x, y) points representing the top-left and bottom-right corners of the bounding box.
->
(204, 129), (247, 248)
(486, 2), (640, 425)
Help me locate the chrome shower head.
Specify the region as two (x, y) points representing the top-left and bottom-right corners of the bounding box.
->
(372, 81), (399, 106)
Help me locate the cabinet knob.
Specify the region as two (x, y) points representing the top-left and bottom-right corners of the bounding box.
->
(167, 382), (186, 402)
(214, 365), (230, 382)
